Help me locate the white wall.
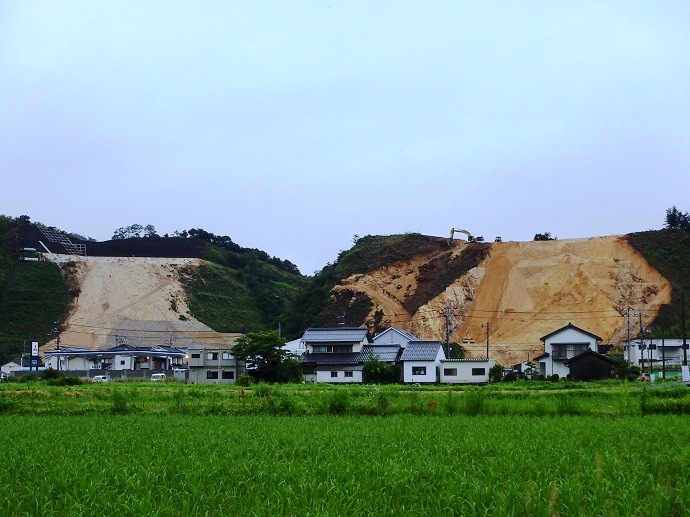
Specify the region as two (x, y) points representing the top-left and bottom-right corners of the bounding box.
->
(440, 360), (495, 384)
(403, 361), (438, 383)
(315, 370), (362, 383)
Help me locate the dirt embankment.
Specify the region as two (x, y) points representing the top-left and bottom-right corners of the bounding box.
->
(44, 256), (202, 351)
(334, 236), (672, 365)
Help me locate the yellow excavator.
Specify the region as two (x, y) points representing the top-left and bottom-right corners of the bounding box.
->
(448, 228), (485, 245)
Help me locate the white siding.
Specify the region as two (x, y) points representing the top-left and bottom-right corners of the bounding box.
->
(403, 361), (437, 383)
(440, 360), (495, 384)
(315, 370), (362, 383)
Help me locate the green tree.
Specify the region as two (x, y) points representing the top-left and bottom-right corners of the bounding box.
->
(231, 330), (297, 382)
(362, 352), (400, 384)
(534, 232), (557, 241)
(489, 363), (503, 383)
(664, 206), (690, 232)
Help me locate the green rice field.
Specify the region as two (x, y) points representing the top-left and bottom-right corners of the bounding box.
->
(1, 413), (689, 516)
(1, 382), (689, 515)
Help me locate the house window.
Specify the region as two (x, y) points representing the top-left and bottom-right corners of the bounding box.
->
(207, 352), (218, 361)
(191, 353), (200, 359)
(471, 368), (486, 376)
(313, 345), (353, 353)
(222, 352), (232, 360)
(120, 360), (126, 366)
(344, 371), (353, 378)
(222, 371), (234, 380)
(444, 368), (458, 376)
(206, 371), (219, 379)
(330, 371), (338, 378)
(412, 366), (427, 375)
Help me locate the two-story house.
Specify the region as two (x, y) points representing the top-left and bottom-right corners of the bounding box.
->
(299, 327), (369, 383)
(187, 348), (245, 384)
(535, 323), (603, 378)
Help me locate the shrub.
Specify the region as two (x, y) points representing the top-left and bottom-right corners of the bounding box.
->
(327, 390), (350, 415)
(237, 374), (253, 387)
(463, 390), (485, 416)
(111, 390), (130, 414)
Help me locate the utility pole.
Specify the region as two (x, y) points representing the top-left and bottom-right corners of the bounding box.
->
(626, 306), (632, 364)
(682, 292), (687, 367)
(442, 305), (456, 359)
(53, 320), (61, 371)
(481, 322), (490, 359)
(634, 312), (647, 377)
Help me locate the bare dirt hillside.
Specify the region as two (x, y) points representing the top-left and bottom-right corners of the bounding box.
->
(334, 236), (671, 365)
(42, 256), (237, 352)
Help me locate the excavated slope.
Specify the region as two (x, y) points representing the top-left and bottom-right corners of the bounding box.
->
(42, 256), (237, 352)
(334, 236), (671, 365)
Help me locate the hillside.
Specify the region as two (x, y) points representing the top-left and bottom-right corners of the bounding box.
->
(2, 214), (688, 367)
(283, 231), (688, 366)
(0, 218), (305, 360)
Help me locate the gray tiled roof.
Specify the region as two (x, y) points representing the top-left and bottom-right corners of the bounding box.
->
(400, 341), (443, 361)
(301, 327), (368, 343)
(361, 345), (401, 363)
(300, 352), (362, 365)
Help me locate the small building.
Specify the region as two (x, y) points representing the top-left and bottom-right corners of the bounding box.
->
(187, 348), (244, 384)
(563, 350), (617, 381)
(1, 360), (23, 376)
(440, 358), (496, 384)
(400, 341), (445, 383)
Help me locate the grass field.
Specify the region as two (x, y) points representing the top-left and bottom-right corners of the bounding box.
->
(1, 381), (690, 515)
(1, 413), (689, 516)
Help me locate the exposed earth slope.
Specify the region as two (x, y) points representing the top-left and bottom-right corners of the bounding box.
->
(331, 235), (672, 365)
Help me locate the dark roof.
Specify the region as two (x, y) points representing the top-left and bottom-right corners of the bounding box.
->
(533, 353), (550, 361)
(44, 344), (187, 357)
(301, 327), (368, 343)
(300, 352), (362, 366)
(540, 322), (603, 343)
(400, 342), (443, 361)
(361, 345), (401, 363)
(563, 350), (617, 366)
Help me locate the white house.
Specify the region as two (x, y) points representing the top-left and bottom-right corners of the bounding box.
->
(1, 360), (23, 376)
(299, 327), (369, 383)
(536, 323), (603, 379)
(400, 341), (445, 383)
(627, 337), (689, 370)
(440, 358), (495, 384)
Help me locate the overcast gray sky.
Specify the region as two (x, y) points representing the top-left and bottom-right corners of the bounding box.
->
(2, 1), (689, 274)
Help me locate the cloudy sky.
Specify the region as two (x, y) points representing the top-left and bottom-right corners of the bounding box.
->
(2, 1), (689, 274)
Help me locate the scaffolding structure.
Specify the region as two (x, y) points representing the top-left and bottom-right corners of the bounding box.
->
(36, 224), (87, 256)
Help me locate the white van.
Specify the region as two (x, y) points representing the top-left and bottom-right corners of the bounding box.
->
(91, 375), (109, 383)
(150, 373), (166, 382)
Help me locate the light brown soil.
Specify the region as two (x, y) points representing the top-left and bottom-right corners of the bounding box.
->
(336, 236), (672, 365)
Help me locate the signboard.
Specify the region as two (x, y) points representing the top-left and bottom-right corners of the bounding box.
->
(30, 359), (38, 367)
(682, 365), (690, 383)
(31, 341), (39, 356)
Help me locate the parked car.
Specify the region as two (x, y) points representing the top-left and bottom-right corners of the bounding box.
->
(150, 373), (166, 382)
(91, 375), (109, 383)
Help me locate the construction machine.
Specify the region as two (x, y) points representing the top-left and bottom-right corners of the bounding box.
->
(448, 228), (484, 245)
